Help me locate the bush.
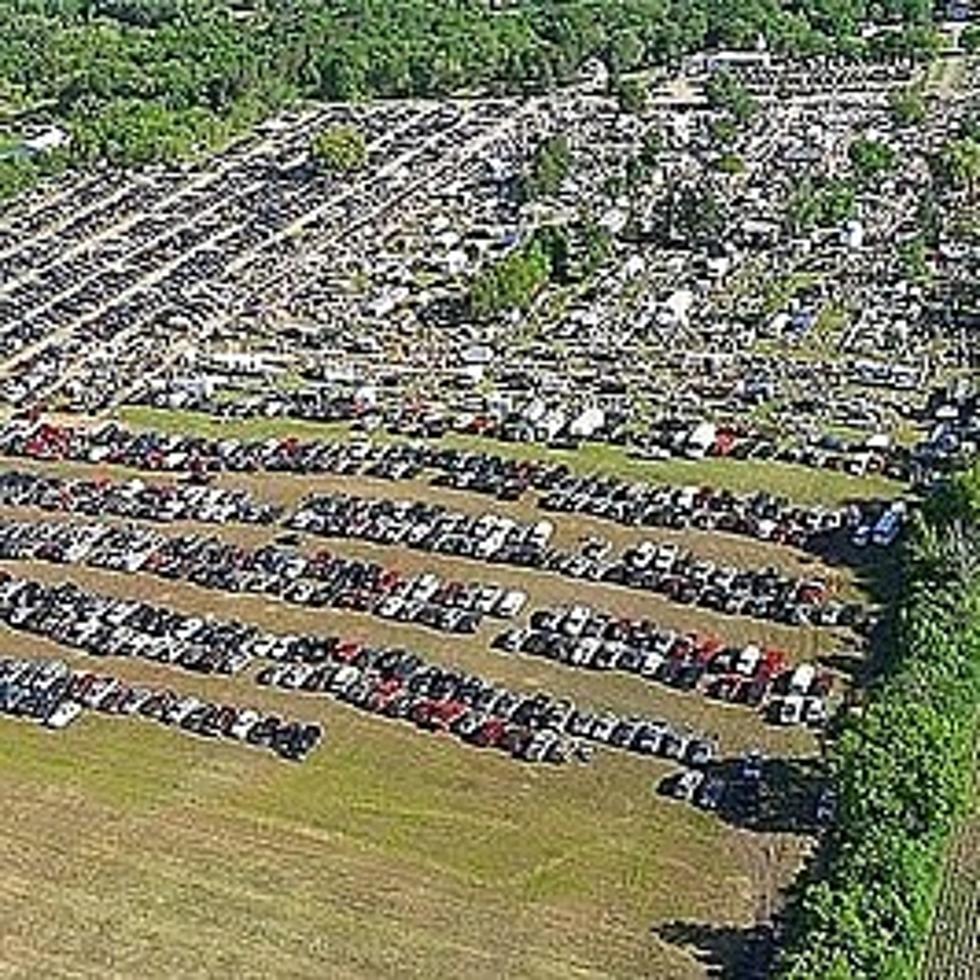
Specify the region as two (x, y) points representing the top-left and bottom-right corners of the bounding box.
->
(787, 178), (856, 232)
(519, 134), (572, 201)
(848, 137), (896, 184)
(614, 76), (648, 114)
(716, 152), (745, 174)
(469, 238), (551, 318)
(705, 68), (756, 124)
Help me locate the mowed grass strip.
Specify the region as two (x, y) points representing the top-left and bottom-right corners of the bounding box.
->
(113, 406), (904, 507)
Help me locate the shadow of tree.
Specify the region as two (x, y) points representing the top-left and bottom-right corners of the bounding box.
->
(656, 755), (829, 835)
(815, 648), (865, 682)
(651, 920), (774, 979)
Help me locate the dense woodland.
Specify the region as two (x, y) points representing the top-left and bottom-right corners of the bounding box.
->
(777, 464), (980, 979)
(0, 0), (949, 195)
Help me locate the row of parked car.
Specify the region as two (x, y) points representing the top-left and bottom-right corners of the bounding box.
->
(662, 748), (837, 828)
(495, 604), (833, 727)
(0, 468), (282, 526)
(0, 519), (526, 636)
(0, 420), (903, 555)
(288, 492), (555, 562)
(0, 459), (869, 631)
(0, 573), (255, 675)
(0, 656), (83, 729)
(73, 668), (323, 762)
(288, 491), (864, 630)
(256, 635), (719, 769)
(661, 749), (765, 816)
(0, 420), (560, 490)
(539, 477), (899, 552)
(603, 540), (864, 629)
(0, 569), (720, 770)
(0, 654), (322, 761)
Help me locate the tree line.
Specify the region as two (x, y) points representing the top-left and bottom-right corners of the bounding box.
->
(0, 0), (950, 198)
(776, 464), (980, 979)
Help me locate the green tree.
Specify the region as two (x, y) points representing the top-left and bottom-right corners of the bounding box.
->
(848, 137), (896, 184)
(614, 76), (648, 114)
(638, 127), (663, 166)
(776, 461), (980, 980)
(889, 84), (926, 126)
(519, 133), (572, 201)
(705, 68), (755, 124)
(606, 28), (644, 76)
(787, 178), (855, 233)
(469, 237), (552, 318)
(962, 24), (980, 53)
(932, 137), (980, 195)
(311, 124), (366, 173)
(898, 235), (929, 283)
(710, 115), (738, 146)
(716, 151), (745, 174)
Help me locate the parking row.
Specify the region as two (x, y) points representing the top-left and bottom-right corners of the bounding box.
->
(598, 539), (864, 629)
(256, 637), (718, 769)
(0, 420), (902, 555)
(539, 477), (894, 551)
(0, 468), (282, 526)
(0, 656), (322, 761)
(495, 603), (833, 727)
(0, 570), (721, 771)
(0, 573), (254, 675)
(0, 656), (84, 729)
(0, 519), (526, 637)
(289, 492), (864, 629)
(0, 466), (864, 632)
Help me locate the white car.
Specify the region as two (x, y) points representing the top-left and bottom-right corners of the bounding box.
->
(229, 709), (262, 740)
(653, 543), (681, 572)
(735, 644), (762, 676)
(495, 589), (527, 618)
(851, 524), (871, 548)
(788, 663), (816, 696)
(45, 700), (83, 730)
(778, 695), (805, 725)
